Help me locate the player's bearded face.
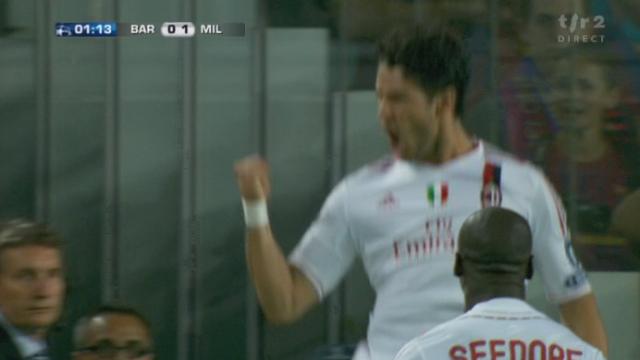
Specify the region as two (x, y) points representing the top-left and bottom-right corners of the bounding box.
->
(376, 63), (439, 161)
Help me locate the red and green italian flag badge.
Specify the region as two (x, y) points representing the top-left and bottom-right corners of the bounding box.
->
(427, 182), (449, 207)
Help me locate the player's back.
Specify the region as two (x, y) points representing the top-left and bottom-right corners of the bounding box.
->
(394, 298), (605, 360)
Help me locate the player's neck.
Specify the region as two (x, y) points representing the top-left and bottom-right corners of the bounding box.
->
(464, 285), (526, 311)
(420, 118), (474, 163)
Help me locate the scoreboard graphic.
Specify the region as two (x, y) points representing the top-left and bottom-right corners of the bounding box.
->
(55, 22), (246, 38)
(56, 22), (118, 37)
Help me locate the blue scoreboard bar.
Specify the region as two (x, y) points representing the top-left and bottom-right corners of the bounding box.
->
(55, 22), (118, 37)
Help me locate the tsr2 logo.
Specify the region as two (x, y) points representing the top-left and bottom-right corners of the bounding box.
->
(558, 14), (605, 33)
(557, 14), (605, 43)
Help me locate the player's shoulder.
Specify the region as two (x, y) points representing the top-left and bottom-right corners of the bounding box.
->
(393, 338), (424, 360)
(409, 314), (469, 346)
(533, 317), (604, 355)
(324, 154), (396, 202)
(343, 154), (397, 184)
(481, 141), (547, 187)
(395, 321), (460, 359)
(482, 141), (531, 170)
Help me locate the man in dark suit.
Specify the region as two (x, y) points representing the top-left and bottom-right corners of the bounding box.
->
(0, 219), (66, 360)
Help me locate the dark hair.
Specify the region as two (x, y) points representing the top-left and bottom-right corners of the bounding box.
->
(73, 303), (153, 348)
(0, 219), (63, 269)
(378, 25), (470, 117)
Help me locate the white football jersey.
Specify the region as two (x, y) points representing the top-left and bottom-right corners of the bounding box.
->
(289, 141), (591, 360)
(393, 298), (605, 360)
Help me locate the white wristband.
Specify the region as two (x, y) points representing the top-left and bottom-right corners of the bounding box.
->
(242, 199), (269, 228)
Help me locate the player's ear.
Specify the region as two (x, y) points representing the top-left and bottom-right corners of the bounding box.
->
(435, 86), (456, 119)
(525, 256), (534, 279)
(454, 253), (463, 277)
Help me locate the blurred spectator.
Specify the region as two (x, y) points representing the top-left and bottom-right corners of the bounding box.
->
(0, 219), (66, 360)
(543, 50), (629, 211)
(500, 0), (600, 162)
(500, 0), (640, 165)
(592, 0), (640, 185)
(72, 304), (154, 360)
(542, 50), (639, 270)
(496, 1), (640, 271)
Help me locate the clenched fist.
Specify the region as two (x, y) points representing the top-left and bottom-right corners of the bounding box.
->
(234, 155), (271, 201)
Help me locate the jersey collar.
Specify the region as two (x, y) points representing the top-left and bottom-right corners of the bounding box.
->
(470, 297), (536, 314)
(396, 140), (484, 171)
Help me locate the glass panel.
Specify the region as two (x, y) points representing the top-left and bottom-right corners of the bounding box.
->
(117, 2), (182, 359)
(0, 0), (36, 219)
(49, 0), (105, 356)
(263, 28), (330, 360)
(195, 0), (256, 358)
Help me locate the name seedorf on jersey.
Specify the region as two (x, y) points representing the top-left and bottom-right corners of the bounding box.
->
(449, 339), (585, 360)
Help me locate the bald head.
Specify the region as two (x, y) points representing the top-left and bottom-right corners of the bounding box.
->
(73, 305), (154, 360)
(456, 207), (532, 275)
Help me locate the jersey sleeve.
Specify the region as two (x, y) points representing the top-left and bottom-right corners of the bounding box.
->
(288, 180), (357, 300)
(592, 349), (607, 360)
(529, 169), (592, 303)
(393, 340), (426, 360)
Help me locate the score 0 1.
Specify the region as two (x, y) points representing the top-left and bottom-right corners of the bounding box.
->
(161, 22), (196, 37)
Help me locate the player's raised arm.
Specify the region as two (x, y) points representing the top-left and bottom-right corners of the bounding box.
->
(234, 155), (319, 324)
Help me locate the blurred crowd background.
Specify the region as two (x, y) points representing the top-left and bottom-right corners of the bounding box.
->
(1, 0), (639, 359)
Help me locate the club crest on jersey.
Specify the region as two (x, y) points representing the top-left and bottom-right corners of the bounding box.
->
(426, 182), (449, 207)
(481, 183), (502, 207)
(481, 162), (502, 207)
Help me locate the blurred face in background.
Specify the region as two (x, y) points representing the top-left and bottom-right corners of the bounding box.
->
(548, 59), (617, 133)
(74, 313), (154, 360)
(0, 245), (65, 338)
